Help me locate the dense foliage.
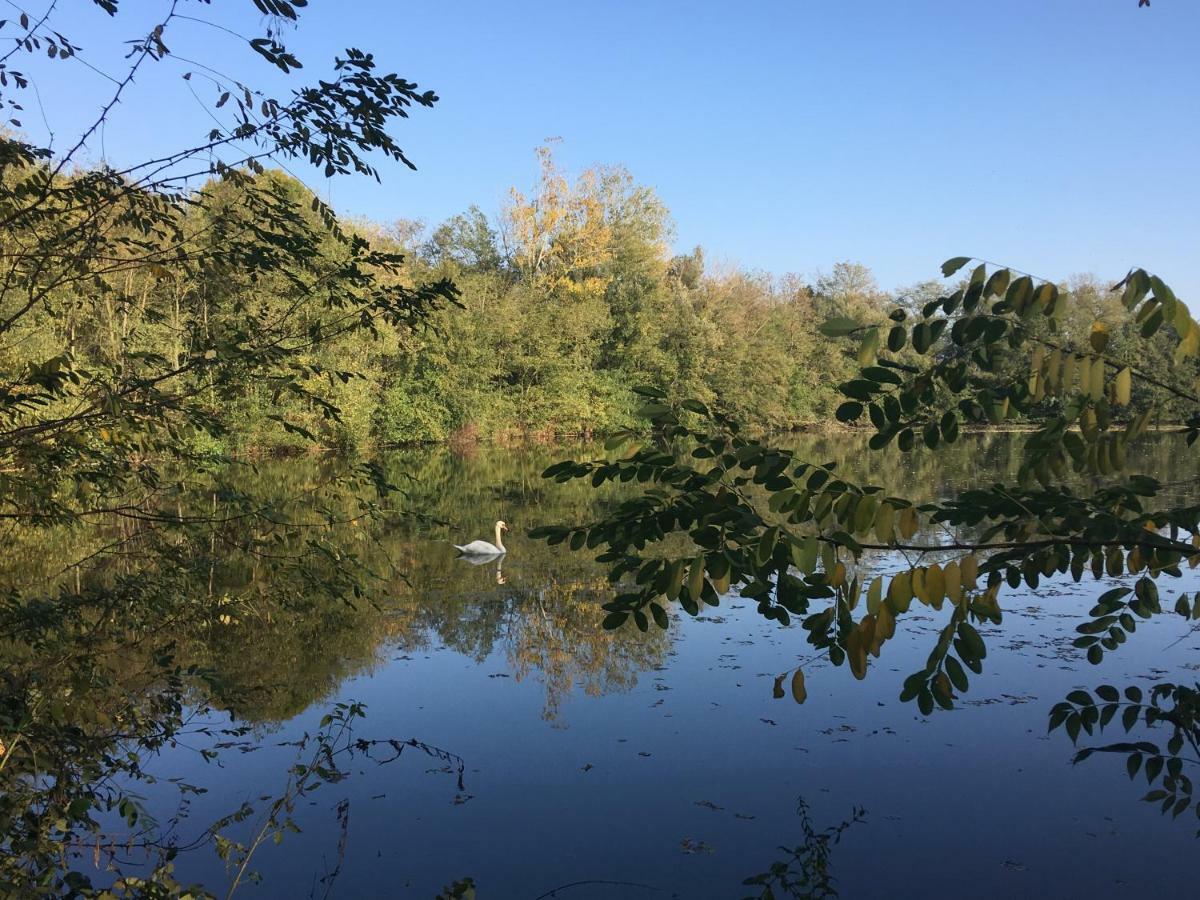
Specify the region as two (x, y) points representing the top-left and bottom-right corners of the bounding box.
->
(0, 0), (1190, 894)
(8, 130), (1195, 453)
(0, 1), (461, 895)
(533, 256), (1200, 825)
(383, 208), (1200, 440)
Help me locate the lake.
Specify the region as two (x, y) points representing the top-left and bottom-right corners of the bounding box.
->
(10, 432), (1200, 898)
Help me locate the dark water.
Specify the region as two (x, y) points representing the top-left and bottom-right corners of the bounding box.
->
(85, 434), (1200, 896)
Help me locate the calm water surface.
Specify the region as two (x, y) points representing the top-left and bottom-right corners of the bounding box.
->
(122, 434), (1200, 898)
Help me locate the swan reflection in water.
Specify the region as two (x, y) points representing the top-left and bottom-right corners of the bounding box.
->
(454, 519), (509, 583)
(455, 546), (505, 584)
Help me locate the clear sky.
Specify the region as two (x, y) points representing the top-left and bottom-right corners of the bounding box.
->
(18, 0), (1200, 299)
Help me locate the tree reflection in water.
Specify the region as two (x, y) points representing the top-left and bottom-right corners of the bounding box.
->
(2, 433), (1198, 894)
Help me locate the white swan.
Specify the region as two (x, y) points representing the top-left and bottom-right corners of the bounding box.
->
(454, 520), (508, 557)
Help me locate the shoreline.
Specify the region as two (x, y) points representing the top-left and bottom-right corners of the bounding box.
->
(217, 421), (1190, 458)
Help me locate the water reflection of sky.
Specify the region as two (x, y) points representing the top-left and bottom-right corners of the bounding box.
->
(117, 434), (1200, 897)
(140, 533), (1200, 899)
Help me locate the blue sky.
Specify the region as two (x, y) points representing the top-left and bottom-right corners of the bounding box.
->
(19, 0), (1200, 299)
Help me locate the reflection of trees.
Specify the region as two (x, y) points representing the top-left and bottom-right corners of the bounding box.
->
(1, 441), (672, 740)
(782, 429), (1192, 502)
(741, 798), (866, 900)
(4, 434), (1196, 889)
(1, 459), (402, 722)
(7, 433), (1194, 731)
(503, 575), (668, 721)
(1052, 680), (1200, 830)
(383, 550), (670, 721)
(0, 453), (422, 892)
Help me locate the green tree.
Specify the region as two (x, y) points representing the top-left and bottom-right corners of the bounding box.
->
(0, 2), (455, 894)
(424, 205), (503, 273)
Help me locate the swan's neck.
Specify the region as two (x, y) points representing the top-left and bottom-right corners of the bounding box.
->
(494, 523), (506, 552)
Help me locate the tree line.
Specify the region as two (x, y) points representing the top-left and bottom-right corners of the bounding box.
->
(6, 141), (1189, 455)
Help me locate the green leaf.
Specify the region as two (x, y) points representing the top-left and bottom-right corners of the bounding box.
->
(958, 622), (986, 659)
(1127, 753), (1143, 780)
(757, 527), (778, 567)
(1141, 306), (1164, 338)
(867, 429), (893, 450)
(666, 559), (686, 599)
(604, 431), (630, 450)
(912, 323), (932, 354)
(944, 655), (969, 693)
(917, 689), (934, 715)
(1007, 276), (1034, 314)
(922, 422), (940, 449)
(857, 328), (880, 366)
(1145, 755), (1164, 783)
(819, 317), (860, 338)
(792, 535), (819, 575)
(835, 401), (864, 423)
(939, 412), (959, 443)
(861, 366), (903, 385)
(941, 256), (972, 278)
(1066, 714), (1081, 742)
(601, 612), (627, 630)
(839, 380), (879, 401)
(984, 268), (1011, 299)
(635, 402), (671, 419)
(688, 557), (706, 604)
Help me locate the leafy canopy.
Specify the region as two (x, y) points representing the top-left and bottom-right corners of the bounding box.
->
(0, 1), (457, 894)
(533, 257), (1200, 713)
